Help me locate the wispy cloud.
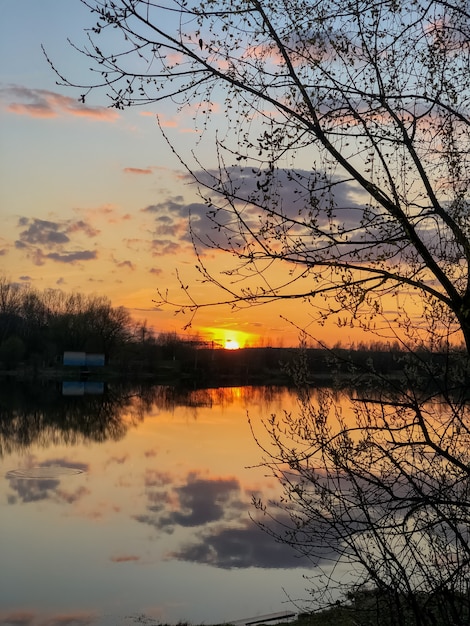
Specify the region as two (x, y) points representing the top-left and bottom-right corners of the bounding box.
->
(156, 112), (179, 128)
(110, 554), (141, 563)
(0, 611), (35, 626)
(45, 251), (98, 264)
(76, 205), (132, 225)
(1, 85), (119, 121)
(32, 611), (97, 626)
(150, 239), (182, 256)
(114, 259), (136, 271)
(123, 167), (154, 175)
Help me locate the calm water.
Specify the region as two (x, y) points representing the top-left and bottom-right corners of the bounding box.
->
(0, 383), (323, 626)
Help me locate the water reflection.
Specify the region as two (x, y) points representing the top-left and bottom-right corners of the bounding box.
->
(0, 382), (294, 457)
(135, 469), (306, 569)
(0, 382), (316, 625)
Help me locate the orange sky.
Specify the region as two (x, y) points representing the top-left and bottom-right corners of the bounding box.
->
(0, 2), (431, 350)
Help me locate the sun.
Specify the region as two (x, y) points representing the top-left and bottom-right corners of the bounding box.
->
(201, 326), (257, 349)
(224, 338), (240, 350)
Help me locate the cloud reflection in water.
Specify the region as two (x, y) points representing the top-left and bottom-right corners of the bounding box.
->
(134, 469), (310, 569)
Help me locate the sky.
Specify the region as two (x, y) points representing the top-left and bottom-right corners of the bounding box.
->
(0, 1), (380, 349)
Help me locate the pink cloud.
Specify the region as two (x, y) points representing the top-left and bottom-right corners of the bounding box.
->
(0, 610), (35, 625)
(74, 205), (132, 225)
(123, 167), (153, 175)
(157, 113), (178, 128)
(0, 611), (97, 626)
(2, 86), (119, 122)
(8, 102), (57, 118)
(39, 611), (97, 626)
(110, 554), (141, 563)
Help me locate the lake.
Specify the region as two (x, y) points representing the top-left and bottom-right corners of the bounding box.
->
(0, 382), (328, 626)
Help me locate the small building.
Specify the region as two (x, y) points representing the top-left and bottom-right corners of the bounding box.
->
(63, 351), (105, 367)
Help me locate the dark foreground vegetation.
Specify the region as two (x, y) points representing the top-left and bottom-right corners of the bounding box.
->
(130, 588), (470, 626)
(290, 588), (470, 626)
(0, 279), (465, 387)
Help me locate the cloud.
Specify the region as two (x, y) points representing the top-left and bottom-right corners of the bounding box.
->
(56, 485), (91, 504)
(155, 112), (179, 128)
(7, 477), (60, 503)
(40, 458), (89, 473)
(110, 555), (141, 563)
(17, 218), (70, 247)
(135, 471), (244, 532)
(36, 612), (97, 626)
(169, 515), (311, 569)
(123, 167), (153, 175)
(123, 238), (146, 251)
(1, 85), (119, 122)
(74, 204), (130, 224)
(142, 196), (186, 216)
(144, 469), (172, 488)
(6, 458), (89, 505)
(105, 454), (129, 466)
(66, 220), (100, 238)
(42, 250), (98, 265)
(150, 239), (182, 256)
(114, 259), (135, 271)
(17, 218), (100, 248)
(133, 467), (337, 570)
(142, 198), (210, 246)
(144, 448), (158, 457)
(0, 611), (35, 626)
(15, 217), (99, 266)
(183, 166), (366, 224)
(140, 168), (371, 260)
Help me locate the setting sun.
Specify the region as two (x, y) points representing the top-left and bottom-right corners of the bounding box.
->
(224, 338), (240, 350)
(201, 327), (257, 349)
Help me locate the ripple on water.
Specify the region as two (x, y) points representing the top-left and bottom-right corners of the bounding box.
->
(6, 466), (85, 480)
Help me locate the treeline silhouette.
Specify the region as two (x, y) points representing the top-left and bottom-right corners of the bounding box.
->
(0, 381), (291, 456)
(0, 278), (133, 370)
(0, 278), (463, 384)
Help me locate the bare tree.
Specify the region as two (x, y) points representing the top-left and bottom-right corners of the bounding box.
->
(49, 1), (470, 622)
(47, 0), (470, 348)
(251, 339), (470, 624)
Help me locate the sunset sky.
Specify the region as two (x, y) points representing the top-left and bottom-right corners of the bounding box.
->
(0, 1), (394, 349)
